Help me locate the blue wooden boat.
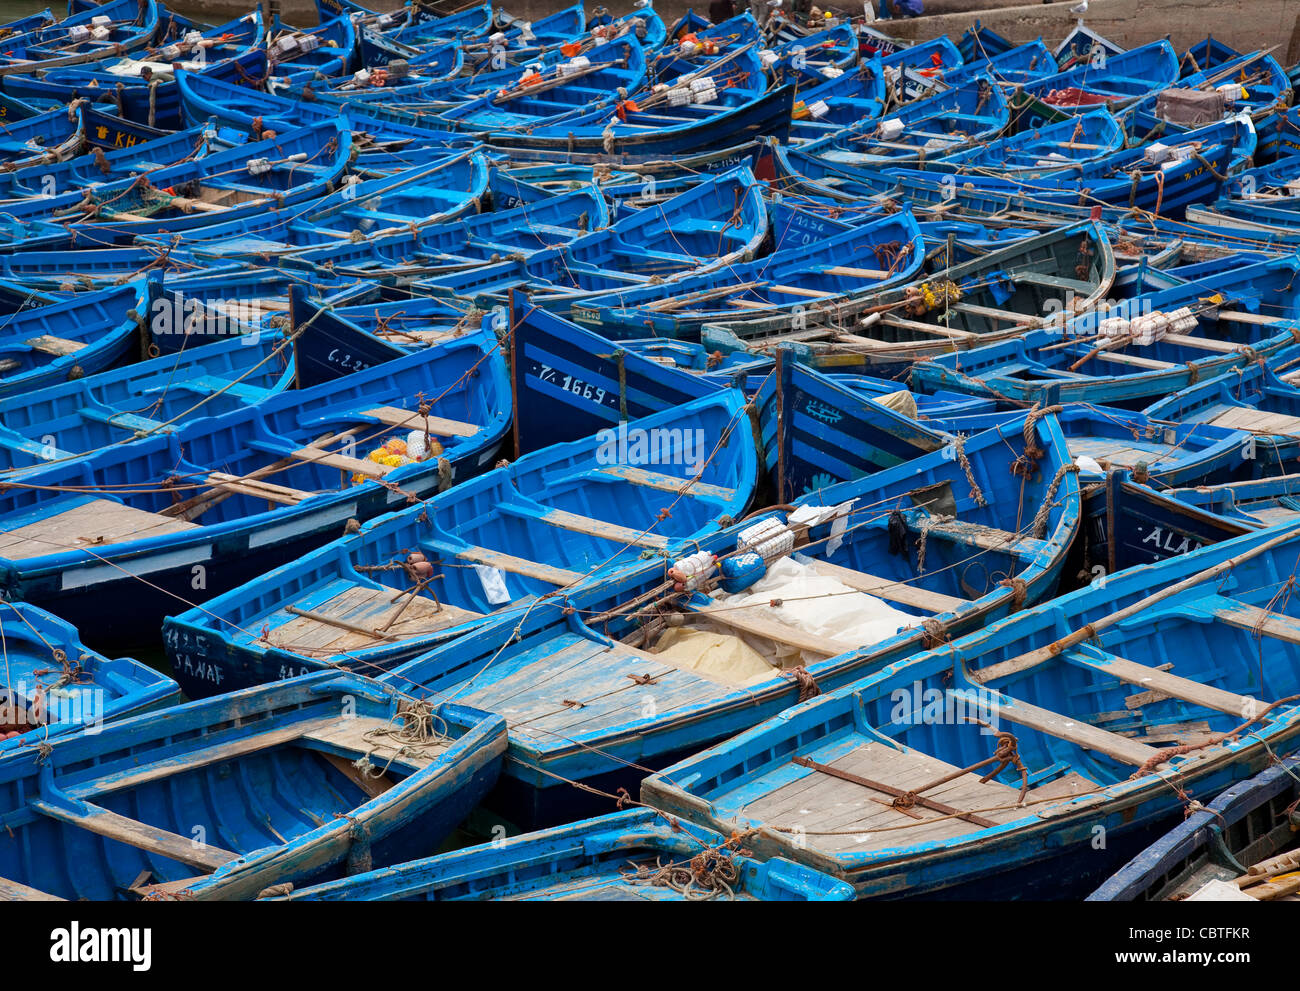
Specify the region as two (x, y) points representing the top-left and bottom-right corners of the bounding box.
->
(1169, 472), (1300, 528)
(657, 10), (760, 65)
(506, 295), (983, 461)
(473, 75), (796, 160)
(271, 808), (855, 900)
(1054, 24), (1124, 68)
(566, 206), (925, 339)
(1143, 348), (1300, 471)
(699, 220), (1116, 370)
(0, 601), (179, 755)
(783, 56), (886, 143)
(0, 329), (298, 472)
(1019, 39), (1181, 112)
(281, 178), (609, 284)
(0, 8), (55, 41)
(883, 115), (1251, 221)
(788, 73), (1009, 168)
(347, 407), (1080, 826)
(943, 39), (1057, 89)
(854, 35), (961, 108)
(144, 266), (374, 354)
(0, 0), (160, 76)
(913, 255), (1300, 408)
(0, 119), (237, 200)
(932, 404), (1252, 488)
(758, 355), (950, 501)
(0, 120), (353, 250)
(175, 67), (475, 154)
(0, 281), (148, 400)
(641, 522), (1300, 898)
(356, 22), (460, 74)
(0, 98), (83, 171)
(160, 389), (759, 698)
(0, 326), (509, 639)
(379, 6), (660, 105)
(957, 21), (1014, 65)
(1090, 754), (1300, 900)
(132, 148), (492, 263)
(1139, 49), (1293, 164)
(1076, 468), (1253, 578)
(506, 290), (718, 454)
(769, 23), (859, 82)
(929, 108), (1126, 176)
(0, 670), (506, 901)
(0, 12), (265, 130)
(408, 3), (584, 72)
(420, 165), (768, 304)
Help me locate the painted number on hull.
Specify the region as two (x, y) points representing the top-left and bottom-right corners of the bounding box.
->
(532, 363), (607, 406)
(326, 349), (372, 373)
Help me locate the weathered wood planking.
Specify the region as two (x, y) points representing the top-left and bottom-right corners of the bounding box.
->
(32, 799), (238, 872)
(267, 584), (482, 655)
(0, 499), (200, 561)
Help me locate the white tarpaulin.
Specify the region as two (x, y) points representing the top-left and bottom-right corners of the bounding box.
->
(652, 557), (918, 675)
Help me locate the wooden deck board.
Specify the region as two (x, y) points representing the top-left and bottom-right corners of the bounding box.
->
(0, 499), (200, 560)
(743, 742), (1028, 854)
(1210, 407), (1300, 435)
(267, 584), (483, 655)
(301, 714), (447, 773)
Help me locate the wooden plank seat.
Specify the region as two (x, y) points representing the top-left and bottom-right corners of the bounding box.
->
(31, 799), (238, 872)
(1216, 309), (1293, 326)
(1093, 351), (1177, 371)
(538, 508), (670, 549)
(1212, 599), (1300, 645)
(1007, 270), (1097, 294)
(205, 471), (312, 506)
(593, 464), (736, 501)
(361, 405), (480, 437)
(880, 313), (980, 339)
(24, 335), (86, 356)
(910, 516), (1046, 556)
(809, 559), (969, 613)
(0, 876), (64, 900)
(1159, 333), (1244, 354)
(1059, 648), (1256, 717)
(949, 688), (1161, 766)
(288, 445), (391, 478)
(62, 717), (341, 799)
(78, 408), (166, 434)
(454, 545), (584, 586)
